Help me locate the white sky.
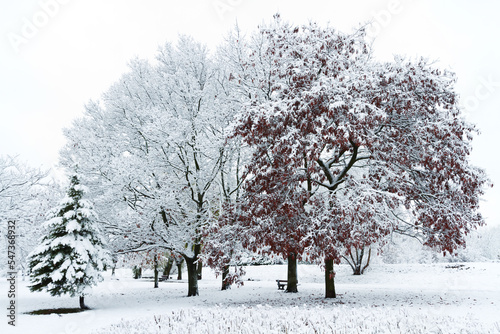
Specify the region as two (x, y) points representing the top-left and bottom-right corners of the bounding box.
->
(1, 0), (499, 225)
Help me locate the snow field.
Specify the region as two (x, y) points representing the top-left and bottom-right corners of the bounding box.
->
(2, 262), (499, 334)
(93, 305), (497, 334)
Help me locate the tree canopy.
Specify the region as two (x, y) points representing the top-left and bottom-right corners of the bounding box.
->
(214, 16), (489, 296)
(60, 16), (489, 297)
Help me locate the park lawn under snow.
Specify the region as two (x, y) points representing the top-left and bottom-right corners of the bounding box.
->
(2, 262), (500, 334)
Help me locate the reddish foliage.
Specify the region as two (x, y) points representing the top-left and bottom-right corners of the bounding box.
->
(223, 17), (488, 264)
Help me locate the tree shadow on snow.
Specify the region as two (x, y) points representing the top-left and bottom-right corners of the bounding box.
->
(25, 308), (89, 315)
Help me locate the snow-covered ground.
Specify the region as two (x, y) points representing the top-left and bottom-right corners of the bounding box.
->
(2, 262), (499, 333)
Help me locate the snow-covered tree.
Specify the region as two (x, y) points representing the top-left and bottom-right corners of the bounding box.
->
(203, 201), (248, 290)
(342, 246), (373, 275)
(381, 225), (500, 264)
(28, 174), (109, 309)
(220, 16), (489, 298)
(61, 36), (239, 296)
(0, 155), (47, 222)
(0, 155), (56, 276)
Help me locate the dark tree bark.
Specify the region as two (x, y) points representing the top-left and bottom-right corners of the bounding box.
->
(185, 257), (199, 296)
(197, 260), (203, 280)
(133, 266), (142, 279)
(176, 257), (184, 280)
(163, 256), (174, 278)
(177, 264), (182, 280)
(344, 246), (372, 275)
(154, 256), (159, 288)
(325, 258), (336, 298)
(183, 242), (201, 297)
(286, 253), (298, 293)
(79, 295), (87, 309)
(221, 264), (231, 290)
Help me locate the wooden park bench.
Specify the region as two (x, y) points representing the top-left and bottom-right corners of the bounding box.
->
(159, 275), (170, 282)
(276, 279), (287, 290)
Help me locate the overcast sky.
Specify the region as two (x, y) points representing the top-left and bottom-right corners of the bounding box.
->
(1, 0), (499, 225)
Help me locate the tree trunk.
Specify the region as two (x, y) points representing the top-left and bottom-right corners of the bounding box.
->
(133, 266), (142, 279)
(79, 295), (87, 309)
(353, 247), (364, 275)
(344, 246), (371, 275)
(286, 253), (298, 293)
(361, 247), (372, 275)
(111, 253), (117, 278)
(342, 247), (372, 275)
(163, 256), (174, 278)
(197, 260), (203, 280)
(154, 256), (159, 288)
(325, 258), (336, 298)
(185, 257), (199, 296)
(177, 262), (183, 280)
(221, 264), (231, 290)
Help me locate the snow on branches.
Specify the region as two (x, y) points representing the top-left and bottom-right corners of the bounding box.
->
(28, 174), (109, 306)
(61, 36), (242, 296)
(226, 16), (489, 266)
(59, 15), (489, 297)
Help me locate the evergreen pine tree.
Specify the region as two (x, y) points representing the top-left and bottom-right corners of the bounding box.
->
(28, 174), (109, 309)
